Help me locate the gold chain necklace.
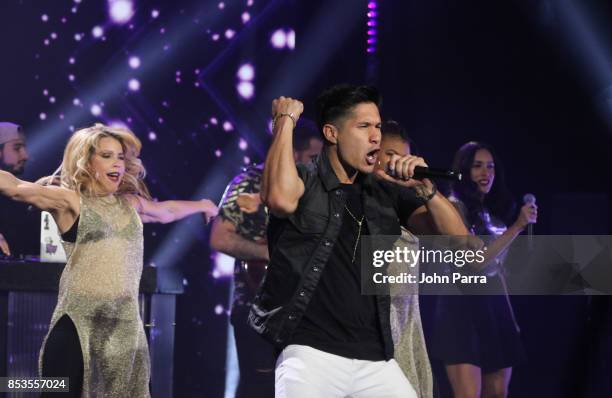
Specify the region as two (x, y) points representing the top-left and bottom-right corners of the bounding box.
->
(344, 205), (365, 263)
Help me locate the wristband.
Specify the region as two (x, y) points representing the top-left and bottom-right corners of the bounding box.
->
(272, 113), (296, 130)
(416, 182), (437, 205)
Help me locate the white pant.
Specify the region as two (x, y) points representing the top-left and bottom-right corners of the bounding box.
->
(275, 345), (417, 398)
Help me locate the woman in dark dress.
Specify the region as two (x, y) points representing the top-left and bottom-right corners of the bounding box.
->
(431, 142), (537, 398)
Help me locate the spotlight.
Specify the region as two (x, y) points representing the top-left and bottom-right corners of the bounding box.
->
(128, 56), (141, 69)
(286, 29), (295, 50)
(236, 81), (254, 99)
(236, 63), (254, 81)
(108, 0), (134, 25)
(92, 26), (104, 38)
(90, 104), (102, 116)
(128, 78), (140, 91)
(270, 29), (287, 49)
(222, 121), (234, 132)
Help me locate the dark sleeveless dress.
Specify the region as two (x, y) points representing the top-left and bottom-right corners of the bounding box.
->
(429, 197), (525, 372)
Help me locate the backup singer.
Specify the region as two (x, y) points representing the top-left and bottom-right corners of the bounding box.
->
(430, 141), (537, 398)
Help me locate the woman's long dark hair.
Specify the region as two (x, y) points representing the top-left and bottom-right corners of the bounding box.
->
(451, 141), (516, 227)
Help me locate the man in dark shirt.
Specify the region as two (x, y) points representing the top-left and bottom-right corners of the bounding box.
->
(0, 122), (37, 258)
(250, 85), (467, 397)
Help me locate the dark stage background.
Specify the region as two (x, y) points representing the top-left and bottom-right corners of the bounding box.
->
(1, 0), (611, 397)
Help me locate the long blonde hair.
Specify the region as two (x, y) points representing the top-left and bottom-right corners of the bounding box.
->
(52, 123), (151, 199)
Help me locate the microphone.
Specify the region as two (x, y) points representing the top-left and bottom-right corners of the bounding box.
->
(387, 166), (462, 181)
(523, 193), (536, 250)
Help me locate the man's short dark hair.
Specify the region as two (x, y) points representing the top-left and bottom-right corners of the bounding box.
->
(315, 84), (381, 135)
(381, 120), (419, 155)
(293, 118), (321, 152)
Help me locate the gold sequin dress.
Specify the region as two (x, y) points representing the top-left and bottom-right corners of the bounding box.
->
(389, 227), (434, 398)
(39, 195), (151, 397)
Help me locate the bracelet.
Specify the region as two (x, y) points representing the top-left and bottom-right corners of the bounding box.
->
(415, 182), (437, 204)
(272, 112), (296, 130)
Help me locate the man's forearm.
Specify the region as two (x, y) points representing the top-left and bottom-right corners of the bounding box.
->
(215, 231), (269, 261)
(262, 117), (302, 209)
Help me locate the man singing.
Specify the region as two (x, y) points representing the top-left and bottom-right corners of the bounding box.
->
(249, 85), (467, 397)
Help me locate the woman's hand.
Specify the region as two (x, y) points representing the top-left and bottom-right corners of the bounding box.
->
(201, 199), (219, 225)
(512, 202), (538, 231)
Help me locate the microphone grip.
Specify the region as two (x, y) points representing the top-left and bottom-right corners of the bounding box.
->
(387, 166), (462, 181)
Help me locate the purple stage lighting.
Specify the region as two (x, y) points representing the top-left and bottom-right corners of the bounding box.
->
(108, 0), (134, 25)
(128, 56), (141, 69)
(90, 104), (102, 116)
(237, 63), (255, 81)
(222, 121), (234, 132)
(128, 78), (140, 91)
(238, 138), (248, 150)
(366, 0), (378, 54)
(270, 29), (287, 49)
(92, 26), (104, 38)
(237, 81), (254, 100)
(287, 29), (295, 50)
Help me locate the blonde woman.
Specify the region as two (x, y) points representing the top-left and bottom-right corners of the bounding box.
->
(0, 124), (218, 397)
